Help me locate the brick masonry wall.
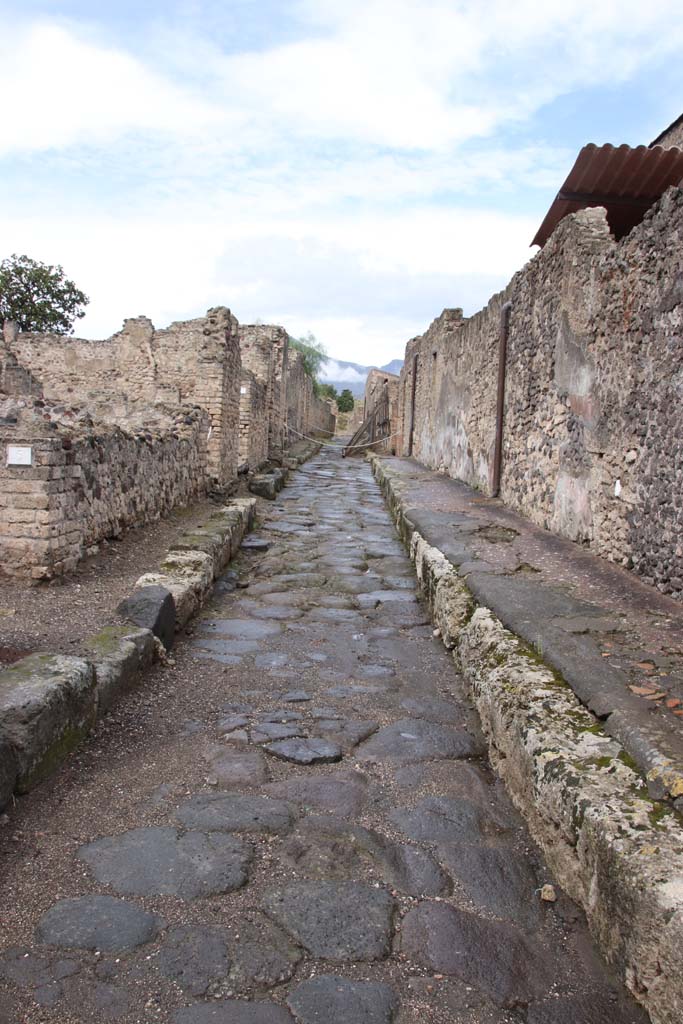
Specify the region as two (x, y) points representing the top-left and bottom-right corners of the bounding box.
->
(398, 188), (683, 598)
(364, 369), (401, 454)
(6, 307), (240, 489)
(0, 402), (209, 579)
(238, 371), (268, 471)
(239, 325), (288, 460)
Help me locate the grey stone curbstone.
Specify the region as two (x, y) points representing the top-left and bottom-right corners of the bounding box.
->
(370, 453), (683, 1024)
(0, 654), (96, 793)
(84, 625), (158, 715)
(135, 497), (256, 627)
(117, 585), (176, 651)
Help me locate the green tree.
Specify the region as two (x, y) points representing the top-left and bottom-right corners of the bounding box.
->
(0, 254), (89, 334)
(337, 389), (354, 412)
(318, 383), (338, 401)
(289, 332), (327, 381)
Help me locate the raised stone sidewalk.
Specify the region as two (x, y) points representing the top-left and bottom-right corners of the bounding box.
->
(371, 452), (683, 1024)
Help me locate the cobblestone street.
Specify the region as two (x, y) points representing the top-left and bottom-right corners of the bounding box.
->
(0, 446), (649, 1024)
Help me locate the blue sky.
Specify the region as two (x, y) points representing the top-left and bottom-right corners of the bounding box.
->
(1, 2), (682, 367)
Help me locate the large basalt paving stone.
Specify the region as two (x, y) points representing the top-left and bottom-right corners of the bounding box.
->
(37, 896), (162, 951)
(257, 709), (304, 723)
(399, 902), (551, 1007)
(200, 619), (282, 640)
(173, 1000), (294, 1023)
(262, 881), (395, 961)
(251, 723), (307, 744)
(264, 738), (342, 765)
(399, 696), (466, 725)
(176, 793), (293, 834)
(264, 775), (367, 817)
(279, 831), (364, 879)
(59, 973), (132, 1019)
(389, 797), (495, 842)
(78, 827), (252, 899)
(157, 925), (231, 997)
(438, 843), (541, 927)
(313, 718), (379, 750)
(229, 914), (301, 990)
(355, 719), (482, 763)
(288, 975), (398, 1024)
(207, 751), (270, 788)
(0, 947), (79, 1007)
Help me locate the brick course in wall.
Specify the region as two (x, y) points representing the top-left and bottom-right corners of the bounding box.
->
(397, 187), (683, 598)
(238, 370), (268, 471)
(239, 325), (288, 461)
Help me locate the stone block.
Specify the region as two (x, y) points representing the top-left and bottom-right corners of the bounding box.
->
(85, 625), (158, 713)
(249, 475), (278, 500)
(0, 655), (96, 792)
(117, 586), (176, 650)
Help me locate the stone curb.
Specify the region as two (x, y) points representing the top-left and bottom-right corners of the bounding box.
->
(370, 454), (683, 1024)
(0, 445), (321, 812)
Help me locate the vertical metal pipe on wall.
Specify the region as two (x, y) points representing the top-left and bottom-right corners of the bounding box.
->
(491, 301), (512, 498)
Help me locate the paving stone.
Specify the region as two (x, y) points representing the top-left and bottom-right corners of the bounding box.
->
(241, 537), (271, 552)
(309, 706), (343, 720)
(438, 843), (541, 926)
(229, 914), (301, 990)
(157, 925), (231, 997)
(173, 1000), (295, 1023)
(264, 738), (343, 765)
(201, 619), (282, 640)
(194, 651), (244, 666)
(36, 896), (162, 951)
(389, 797), (494, 842)
(195, 639), (260, 656)
(176, 792), (294, 834)
(251, 605), (304, 621)
(399, 696), (465, 724)
(251, 723), (307, 744)
(288, 975), (398, 1024)
(399, 902), (551, 1007)
(0, 948), (80, 993)
(78, 827), (252, 899)
(355, 719), (483, 763)
(313, 718), (380, 750)
(218, 714), (250, 733)
(257, 709), (304, 723)
(255, 652), (290, 669)
(264, 775), (367, 816)
(282, 690), (311, 702)
(263, 881), (394, 961)
(60, 974), (132, 1019)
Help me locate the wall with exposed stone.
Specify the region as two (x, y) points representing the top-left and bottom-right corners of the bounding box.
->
(651, 117), (683, 149)
(238, 370), (268, 471)
(4, 307), (240, 489)
(364, 369), (401, 454)
(0, 395), (209, 580)
(238, 325), (288, 461)
(398, 187), (683, 598)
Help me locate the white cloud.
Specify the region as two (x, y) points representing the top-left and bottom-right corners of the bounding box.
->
(319, 361), (368, 383)
(0, 22), (228, 156)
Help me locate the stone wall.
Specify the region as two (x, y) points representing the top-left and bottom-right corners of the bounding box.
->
(0, 397), (209, 580)
(238, 325), (288, 461)
(238, 370), (268, 471)
(364, 369), (401, 454)
(651, 116), (683, 149)
(5, 307), (240, 489)
(397, 187), (683, 598)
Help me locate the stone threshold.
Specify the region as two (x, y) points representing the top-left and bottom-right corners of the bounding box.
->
(370, 452), (683, 1024)
(0, 442), (320, 815)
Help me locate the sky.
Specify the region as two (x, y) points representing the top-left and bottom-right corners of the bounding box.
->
(1, 2), (682, 368)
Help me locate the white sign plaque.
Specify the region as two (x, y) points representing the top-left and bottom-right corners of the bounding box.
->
(7, 445), (33, 467)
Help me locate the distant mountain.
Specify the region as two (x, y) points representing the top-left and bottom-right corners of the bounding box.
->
(319, 356), (404, 397)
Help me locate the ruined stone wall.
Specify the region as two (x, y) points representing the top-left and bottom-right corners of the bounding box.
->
(238, 371), (268, 471)
(0, 398), (209, 580)
(283, 349), (336, 442)
(6, 307), (240, 489)
(308, 395), (336, 437)
(364, 370), (401, 454)
(399, 188), (683, 597)
(238, 325), (288, 461)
